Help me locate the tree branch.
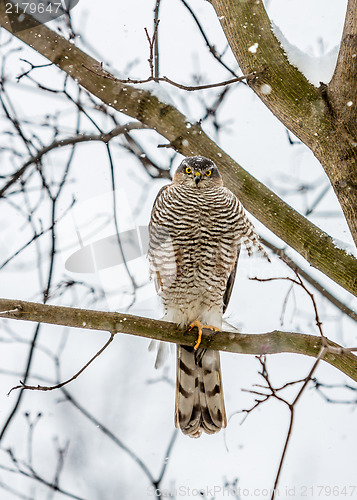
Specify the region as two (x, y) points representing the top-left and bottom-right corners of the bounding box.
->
(260, 237), (357, 323)
(0, 122), (146, 198)
(208, 0), (357, 246)
(326, 0), (357, 244)
(207, 0), (329, 147)
(1, 5), (357, 296)
(329, 0), (357, 139)
(0, 298), (356, 382)
(8, 333), (115, 394)
(179, 0), (240, 78)
(82, 63), (255, 90)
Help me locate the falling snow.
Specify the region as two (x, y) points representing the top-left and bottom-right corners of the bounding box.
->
(248, 43), (259, 53)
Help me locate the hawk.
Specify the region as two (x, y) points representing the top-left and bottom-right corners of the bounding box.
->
(148, 156), (266, 438)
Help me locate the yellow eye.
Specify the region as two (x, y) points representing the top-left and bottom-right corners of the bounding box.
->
(185, 167), (192, 174)
(206, 170), (212, 177)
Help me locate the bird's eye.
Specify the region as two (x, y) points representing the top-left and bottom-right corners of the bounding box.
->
(206, 170), (212, 177)
(185, 167), (192, 174)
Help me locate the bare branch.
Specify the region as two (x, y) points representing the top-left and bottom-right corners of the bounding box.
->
(144, 20), (160, 80)
(179, 0), (240, 78)
(0, 297), (356, 381)
(62, 386), (177, 491)
(241, 349), (327, 500)
(251, 274), (327, 342)
(329, 0), (357, 137)
(0, 122), (146, 198)
(243, 264), (342, 498)
(0, 115), (77, 442)
(312, 378), (357, 405)
(271, 347), (326, 500)
(153, 1), (161, 80)
(82, 63), (257, 91)
(260, 237), (357, 322)
(8, 333), (115, 394)
(2, 449), (85, 500)
(208, 0), (324, 145)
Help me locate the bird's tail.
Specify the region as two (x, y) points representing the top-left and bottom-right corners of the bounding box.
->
(175, 345), (226, 438)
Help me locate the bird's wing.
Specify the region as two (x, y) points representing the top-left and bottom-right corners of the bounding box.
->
(148, 184), (172, 293)
(222, 246), (240, 314)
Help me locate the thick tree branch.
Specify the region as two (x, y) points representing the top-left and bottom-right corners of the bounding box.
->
(330, 0), (357, 138)
(0, 298), (356, 382)
(0, 6), (357, 296)
(326, 0), (357, 244)
(208, 0), (329, 147)
(208, 0), (357, 246)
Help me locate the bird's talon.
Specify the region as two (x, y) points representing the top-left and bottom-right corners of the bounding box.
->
(188, 319), (220, 350)
(194, 330), (202, 350)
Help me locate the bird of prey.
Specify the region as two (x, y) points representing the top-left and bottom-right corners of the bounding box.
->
(148, 156), (266, 438)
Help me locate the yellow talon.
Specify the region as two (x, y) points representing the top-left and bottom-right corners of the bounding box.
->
(188, 319), (220, 350)
(194, 329), (202, 350)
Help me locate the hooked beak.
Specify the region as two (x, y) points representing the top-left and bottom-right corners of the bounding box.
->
(194, 172), (202, 186)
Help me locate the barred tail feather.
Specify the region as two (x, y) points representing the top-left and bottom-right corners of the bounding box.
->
(175, 346), (226, 438)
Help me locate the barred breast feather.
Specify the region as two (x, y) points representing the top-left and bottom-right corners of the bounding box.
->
(149, 184), (255, 314)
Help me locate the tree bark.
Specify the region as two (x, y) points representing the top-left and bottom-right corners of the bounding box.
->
(0, 5), (357, 296)
(208, 0), (357, 246)
(326, 0), (357, 245)
(0, 297), (356, 381)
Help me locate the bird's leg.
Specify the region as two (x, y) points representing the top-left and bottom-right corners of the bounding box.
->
(188, 319), (220, 350)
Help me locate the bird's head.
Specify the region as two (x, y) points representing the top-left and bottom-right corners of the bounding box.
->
(173, 156), (223, 188)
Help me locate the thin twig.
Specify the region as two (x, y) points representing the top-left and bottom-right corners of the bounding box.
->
(1, 451), (85, 500)
(242, 266), (348, 499)
(179, 0), (240, 78)
(155, 429), (178, 485)
(250, 274), (327, 343)
(260, 236), (357, 323)
(8, 333), (115, 394)
(60, 388), (155, 483)
(82, 63), (258, 91)
(153, 1), (161, 80)
(0, 122), (146, 198)
(17, 59), (54, 81)
(271, 347), (326, 500)
(144, 20), (160, 80)
(312, 378), (357, 404)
